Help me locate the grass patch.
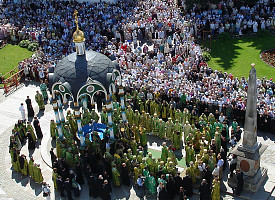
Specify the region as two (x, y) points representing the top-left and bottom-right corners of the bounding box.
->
(148, 148), (186, 168)
(0, 44), (33, 75)
(204, 36), (275, 79)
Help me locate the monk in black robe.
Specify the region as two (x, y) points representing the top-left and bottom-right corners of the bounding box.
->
(25, 96), (34, 118)
(33, 117), (43, 139)
(121, 163), (130, 186)
(27, 131), (36, 149)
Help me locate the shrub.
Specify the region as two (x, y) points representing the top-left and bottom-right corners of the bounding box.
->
(218, 32), (231, 40)
(27, 43), (39, 51)
(0, 73), (3, 84)
(203, 52), (211, 61)
(256, 29), (271, 38)
(19, 40), (31, 48)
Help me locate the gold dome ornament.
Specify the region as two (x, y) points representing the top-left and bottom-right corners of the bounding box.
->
(73, 10), (85, 43)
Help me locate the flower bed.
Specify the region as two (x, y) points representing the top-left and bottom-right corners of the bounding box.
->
(260, 49), (275, 67)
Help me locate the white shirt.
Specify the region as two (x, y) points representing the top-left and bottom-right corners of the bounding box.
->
(19, 105), (25, 113)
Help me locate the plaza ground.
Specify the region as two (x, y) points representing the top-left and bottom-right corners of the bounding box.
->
(205, 35), (275, 79)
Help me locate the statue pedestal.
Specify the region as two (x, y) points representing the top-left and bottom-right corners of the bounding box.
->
(229, 143), (268, 192)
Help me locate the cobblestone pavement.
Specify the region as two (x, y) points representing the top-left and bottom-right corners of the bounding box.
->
(0, 84), (274, 200)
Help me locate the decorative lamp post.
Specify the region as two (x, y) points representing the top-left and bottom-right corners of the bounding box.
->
(52, 98), (64, 139)
(118, 86), (127, 122)
(74, 102), (85, 148)
(106, 94), (114, 140)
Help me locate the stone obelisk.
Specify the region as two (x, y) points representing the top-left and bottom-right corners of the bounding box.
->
(230, 64), (267, 192)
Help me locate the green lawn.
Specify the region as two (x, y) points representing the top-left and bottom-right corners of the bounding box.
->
(0, 44), (33, 75)
(205, 36), (275, 79)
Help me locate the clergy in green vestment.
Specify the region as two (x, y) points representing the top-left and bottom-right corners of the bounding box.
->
(165, 117), (174, 140)
(35, 91), (45, 110)
(148, 175), (156, 194)
(40, 81), (48, 100)
(33, 164), (43, 183)
(112, 164), (121, 187)
(211, 177), (220, 200)
(158, 119), (166, 139)
(161, 142), (168, 162)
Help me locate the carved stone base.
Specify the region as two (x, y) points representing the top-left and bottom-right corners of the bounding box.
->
(228, 167), (267, 192)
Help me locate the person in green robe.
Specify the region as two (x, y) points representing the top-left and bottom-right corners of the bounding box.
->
(186, 144), (195, 166)
(146, 152), (153, 172)
(208, 150), (217, 171)
(186, 161), (196, 184)
(208, 113), (216, 125)
(173, 130), (181, 150)
(158, 174), (167, 187)
(143, 167), (150, 189)
(112, 164), (121, 187)
(152, 113), (159, 136)
(82, 109), (91, 125)
(127, 149), (133, 162)
(168, 145), (178, 166)
(160, 100), (169, 121)
(100, 107), (108, 124)
(183, 121), (191, 140)
(91, 109), (99, 123)
(50, 119), (58, 138)
(139, 125), (147, 147)
(52, 168), (58, 189)
(131, 139), (138, 155)
(175, 109), (183, 124)
(193, 130), (202, 151)
(137, 151), (143, 163)
(133, 167), (139, 183)
(66, 110), (77, 134)
(61, 145), (67, 159)
(28, 157), (34, 179)
(158, 119), (166, 139)
(131, 124), (139, 143)
(166, 161), (176, 176)
(10, 148), (19, 172)
(126, 105), (134, 125)
(21, 155), (28, 176)
(165, 117), (174, 140)
(168, 104), (175, 122)
(26, 121), (37, 141)
(33, 164), (43, 183)
(232, 119), (238, 132)
(161, 142), (168, 162)
(211, 177), (220, 200)
(40, 81), (48, 100)
(148, 175), (156, 194)
(214, 132), (221, 155)
(35, 91), (45, 110)
(65, 148), (74, 168)
(145, 113), (153, 133)
(133, 110), (140, 127)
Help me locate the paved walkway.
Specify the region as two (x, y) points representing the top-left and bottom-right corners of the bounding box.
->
(0, 84), (274, 200)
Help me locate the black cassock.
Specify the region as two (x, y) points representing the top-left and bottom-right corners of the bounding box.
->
(121, 166), (130, 186)
(182, 175), (193, 197)
(25, 98), (34, 118)
(33, 119), (43, 139)
(27, 132), (35, 149)
(19, 156), (25, 170)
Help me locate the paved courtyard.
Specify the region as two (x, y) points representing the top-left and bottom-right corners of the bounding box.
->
(0, 83), (274, 200)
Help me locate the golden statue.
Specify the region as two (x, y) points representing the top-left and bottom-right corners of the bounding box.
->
(73, 10), (85, 43)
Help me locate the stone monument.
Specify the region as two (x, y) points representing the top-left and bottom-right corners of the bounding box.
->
(229, 64), (267, 192)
